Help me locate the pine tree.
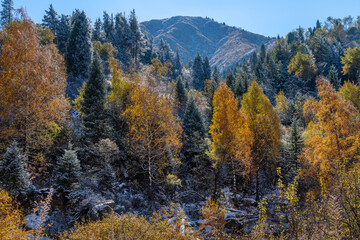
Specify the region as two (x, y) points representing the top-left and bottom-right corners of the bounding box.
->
(82, 53), (106, 143)
(66, 11), (93, 79)
(203, 56), (211, 81)
(0, 142), (30, 196)
(54, 145), (81, 193)
(56, 14), (71, 54)
(42, 4), (59, 37)
(192, 53), (204, 91)
(0, 0), (13, 26)
(92, 18), (103, 42)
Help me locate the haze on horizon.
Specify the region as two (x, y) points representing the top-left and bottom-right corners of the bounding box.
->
(14, 0), (360, 37)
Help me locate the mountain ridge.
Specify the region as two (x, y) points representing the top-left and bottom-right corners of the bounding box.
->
(140, 16), (275, 70)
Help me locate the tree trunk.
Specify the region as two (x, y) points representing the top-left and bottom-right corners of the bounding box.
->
(213, 163), (220, 201)
(256, 167), (260, 202)
(148, 157), (152, 203)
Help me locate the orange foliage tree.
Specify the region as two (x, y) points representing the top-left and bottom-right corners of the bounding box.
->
(122, 85), (182, 202)
(209, 82), (252, 199)
(302, 77), (360, 185)
(241, 80), (280, 202)
(0, 15), (69, 152)
(0, 189), (33, 239)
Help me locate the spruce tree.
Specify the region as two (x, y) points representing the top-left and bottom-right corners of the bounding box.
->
(192, 53), (204, 91)
(225, 72), (235, 92)
(98, 164), (116, 191)
(212, 66), (220, 83)
(328, 64), (340, 90)
(92, 18), (103, 42)
(82, 53), (106, 143)
(42, 4), (59, 37)
(54, 145), (81, 193)
(182, 97), (210, 190)
(158, 39), (172, 64)
(0, 142), (30, 196)
(175, 77), (187, 116)
(102, 11), (114, 42)
(287, 119), (304, 174)
(66, 10), (93, 79)
(173, 49), (182, 79)
(56, 14), (71, 54)
(0, 0), (13, 26)
(142, 36), (154, 65)
(202, 56), (211, 81)
(129, 9), (144, 64)
(113, 12), (131, 66)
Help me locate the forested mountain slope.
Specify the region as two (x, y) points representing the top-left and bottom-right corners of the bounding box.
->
(141, 16), (275, 70)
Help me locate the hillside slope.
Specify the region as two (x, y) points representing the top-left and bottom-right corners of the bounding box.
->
(141, 16), (275, 70)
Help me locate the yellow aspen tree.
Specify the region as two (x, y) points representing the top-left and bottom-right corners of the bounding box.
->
(303, 77), (360, 185)
(241, 80), (280, 202)
(122, 85), (182, 202)
(0, 15), (69, 151)
(209, 82), (252, 200)
(338, 80), (360, 111)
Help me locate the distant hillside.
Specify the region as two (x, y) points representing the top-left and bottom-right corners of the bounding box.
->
(141, 16), (275, 70)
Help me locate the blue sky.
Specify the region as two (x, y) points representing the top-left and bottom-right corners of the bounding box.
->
(15, 0), (360, 37)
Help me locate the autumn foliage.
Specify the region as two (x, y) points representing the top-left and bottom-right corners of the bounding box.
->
(302, 77), (360, 185)
(122, 84), (182, 200)
(209, 82), (252, 195)
(0, 15), (69, 151)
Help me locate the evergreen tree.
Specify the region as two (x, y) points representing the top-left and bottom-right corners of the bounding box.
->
(92, 18), (103, 42)
(102, 11), (114, 41)
(142, 36), (154, 65)
(0, 0), (13, 26)
(0, 142), (30, 196)
(225, 72), (235, 92)
(286, 119), (304, 175)
(66, 11), (93, 79)
(203, 56), (211, 81)
(98, 164), (116, 191)
(42, 4), (59, 37)
(235, 64), (249, 99)
(212, 66), (220, 83)
(113, 12), (131, 66)
(328, 64), (340, 90)
(158, 39), (172, 64)
(173, 49), (182, 79)
(259, 44), (266, 62)
(54, 145), (81, 193)
(192, 53), (205, 91)
(82, 53), (106, 143)
(129, 9), (144, 64)
(56, 14), (71, 54)
(182, 97), (210, 190)
(175, 77), (187, 116)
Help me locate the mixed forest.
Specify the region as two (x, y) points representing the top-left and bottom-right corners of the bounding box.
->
(2, 0), (360, 239)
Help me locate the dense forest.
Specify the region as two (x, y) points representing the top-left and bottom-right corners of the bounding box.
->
(1, 0), (360, 239)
